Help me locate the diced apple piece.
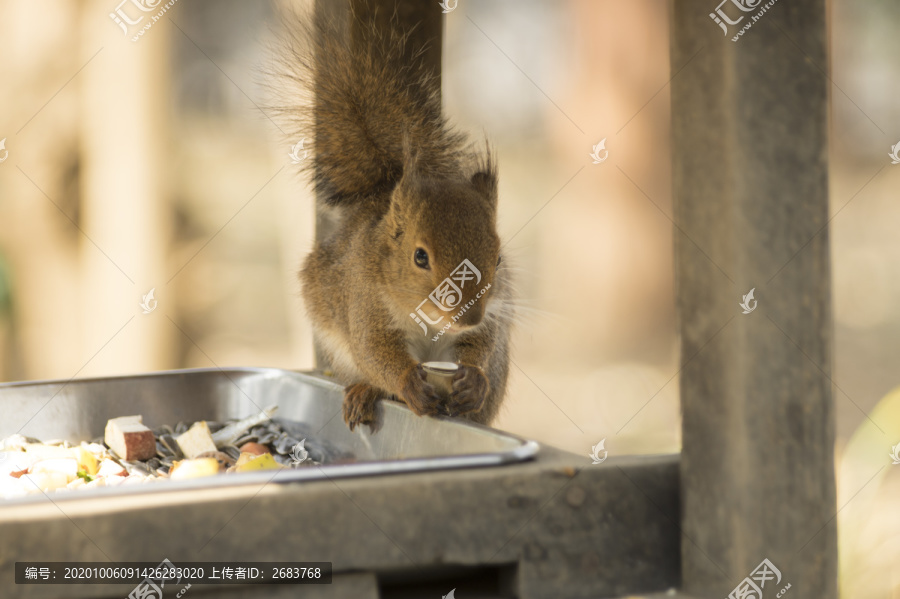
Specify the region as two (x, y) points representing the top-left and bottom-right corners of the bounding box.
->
(21, 444), (72, 460)
(196, 451), (235, 471)
(97, 459), (127, 477)
(169, 458), (220, 480)
(105, 416), (156, 461)
(105, 474), (126, 486)
(233, 452), (281, 473)
(31, 458), (79, 483)
(0, 475), (28, 499)
(85, 477), (107, 490)
(0, 451), (33, 477)
(83, 442), (108, 456)
(72, 446), (98, 475)
(175, 421), (217, 459)
(21, 471), (69, 492)
(232, 452), (257, 470)
(238, 442), (270, 456)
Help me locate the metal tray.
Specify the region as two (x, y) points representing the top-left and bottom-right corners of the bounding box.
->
(0, 367), (538, 504)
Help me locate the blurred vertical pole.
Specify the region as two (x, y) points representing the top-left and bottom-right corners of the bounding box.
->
(311, 0), (442, 369)
(79, 1), (172, 373)
(0, 3), (83, 380)
(671, 1), (836, 598)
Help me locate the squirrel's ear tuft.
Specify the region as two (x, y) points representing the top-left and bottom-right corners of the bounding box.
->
(471, 170), (498, 202)
(471, 141), (498, 203)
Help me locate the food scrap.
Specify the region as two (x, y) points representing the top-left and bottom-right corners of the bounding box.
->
(0, 405), (327, 500)
(175, 421), (217, 459)
(105, 415), (156, 461)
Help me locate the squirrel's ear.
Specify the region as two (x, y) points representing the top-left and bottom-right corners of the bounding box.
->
(386, 185), (407, 242)
(386, 201), (405, 242)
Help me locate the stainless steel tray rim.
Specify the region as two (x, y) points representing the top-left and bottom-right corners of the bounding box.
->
(0, 367), (540, 505)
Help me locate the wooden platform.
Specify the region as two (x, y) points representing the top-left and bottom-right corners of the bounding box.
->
(0, 446), (680, 598)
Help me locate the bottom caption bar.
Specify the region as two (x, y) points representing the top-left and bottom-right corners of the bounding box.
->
(16, 560), (332, 585)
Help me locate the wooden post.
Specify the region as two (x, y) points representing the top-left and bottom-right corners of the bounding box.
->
(80, 0), (173, 375)
(672, 1), (836, 597)
(312, 0), (442, 369)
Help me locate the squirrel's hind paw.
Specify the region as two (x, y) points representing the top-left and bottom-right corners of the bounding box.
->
(343, 383), (384, 432)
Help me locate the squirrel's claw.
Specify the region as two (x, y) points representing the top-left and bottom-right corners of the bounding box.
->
(343, 383), (383, 432)
(400, 364), (445, 417)
(448, 365), (489, 416)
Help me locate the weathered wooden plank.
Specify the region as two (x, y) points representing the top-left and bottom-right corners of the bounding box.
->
(0, 449), (679, 599)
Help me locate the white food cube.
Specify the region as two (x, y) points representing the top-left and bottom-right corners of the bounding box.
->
(176, 421), (218, 459)
(104, 416), (156, 461)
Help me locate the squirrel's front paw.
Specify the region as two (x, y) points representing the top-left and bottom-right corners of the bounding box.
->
(343, 383), (383, 432)
(400, 364), (444, 417)
(448, 364), (490, 416)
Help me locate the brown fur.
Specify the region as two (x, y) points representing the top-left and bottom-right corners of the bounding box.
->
(272, 5), (513, 431)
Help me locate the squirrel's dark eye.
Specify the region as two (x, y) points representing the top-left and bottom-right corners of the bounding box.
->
(414, 248), (430, 269)
(497, 255), (502, 266)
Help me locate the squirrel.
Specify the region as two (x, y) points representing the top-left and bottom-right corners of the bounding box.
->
(272, 4), (513, 431)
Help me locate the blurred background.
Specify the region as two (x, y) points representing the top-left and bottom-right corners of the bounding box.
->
(0, 0), (898, 596)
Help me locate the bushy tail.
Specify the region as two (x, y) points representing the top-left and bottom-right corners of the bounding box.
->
(270, 5), (471, 206)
